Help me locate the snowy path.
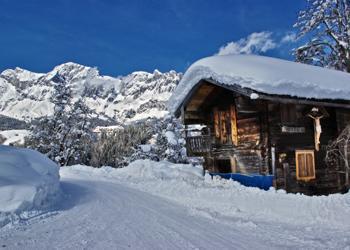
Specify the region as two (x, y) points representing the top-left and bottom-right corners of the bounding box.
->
(1, 163), (350, 249)
(1, 178), (268, 250)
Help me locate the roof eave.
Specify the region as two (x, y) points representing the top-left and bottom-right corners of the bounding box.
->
(173, 78), (350, 117)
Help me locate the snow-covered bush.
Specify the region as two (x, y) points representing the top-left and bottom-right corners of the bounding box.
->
(129, 116), (187, 164)
(152, 115), (187, 164)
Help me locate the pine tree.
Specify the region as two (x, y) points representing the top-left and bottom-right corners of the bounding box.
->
(48, 76), (74, 165)
(60, 98), (94, 165)
(26, 77), (72, 164)
(294, 0), (350, 72)
(26, 76), (94, 166)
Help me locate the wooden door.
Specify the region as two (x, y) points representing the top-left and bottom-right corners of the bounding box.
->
(213, 106), (238, 145)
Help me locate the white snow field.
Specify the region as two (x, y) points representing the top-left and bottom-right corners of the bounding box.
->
(1, 160), (350, 249)
(0, 146), (60, 226)
(0, 130), (30, 145)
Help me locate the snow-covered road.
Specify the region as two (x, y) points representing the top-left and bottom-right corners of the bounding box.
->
(1, 178), (267, 250)
(1, 161), (350, 249)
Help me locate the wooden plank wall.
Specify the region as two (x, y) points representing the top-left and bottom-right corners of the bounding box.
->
(227, 97), (268, 174)
(183, 81), (350, 194)
(270, 103), (347, 194)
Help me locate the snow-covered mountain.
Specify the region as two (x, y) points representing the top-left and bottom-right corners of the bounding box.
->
(0, 62), (181, 125)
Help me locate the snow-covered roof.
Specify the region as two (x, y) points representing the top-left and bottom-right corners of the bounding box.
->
(169, 55), (350, 113)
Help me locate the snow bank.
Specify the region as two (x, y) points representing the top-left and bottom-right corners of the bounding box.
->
(0, 146), (60, 223)
(118, 160), (203, 181)
(61, 160), (350, 230)
(169, 55), (350, 113)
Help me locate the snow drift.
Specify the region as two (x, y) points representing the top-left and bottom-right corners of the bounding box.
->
(62, 160), (350, 230)
(169, 54), (350, 113)
(0, 146), (60, 218)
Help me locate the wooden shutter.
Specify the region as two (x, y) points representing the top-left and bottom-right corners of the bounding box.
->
(220, 111), (228, 143)
(295, 150), (315, 181)
(214, 108), (220, 138)
(281, 104), (297, 124)
(230, 105), (238, 146)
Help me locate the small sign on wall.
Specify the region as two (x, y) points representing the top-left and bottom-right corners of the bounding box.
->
(281, 126), (306, 133)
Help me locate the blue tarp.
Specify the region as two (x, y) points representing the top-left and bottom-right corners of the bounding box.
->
(209, 173), (274, 191)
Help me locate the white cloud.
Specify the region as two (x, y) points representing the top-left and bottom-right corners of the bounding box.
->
(281, 32), (297, 43)
(216, 31), (299, 56)
(217, 32), (277, 56)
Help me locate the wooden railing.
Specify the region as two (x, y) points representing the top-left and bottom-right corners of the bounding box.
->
(186, 135), (212, 155)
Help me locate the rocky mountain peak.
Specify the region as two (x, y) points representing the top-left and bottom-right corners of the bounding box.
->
(0, 62), (182, 125)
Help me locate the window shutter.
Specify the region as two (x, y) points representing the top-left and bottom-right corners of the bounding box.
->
(295, 150), (316, 181)
(230, 105), (238, 146)
(214, 109), (220, 138)
(220, 111), (228, 144)
(281, 104), (297, 124)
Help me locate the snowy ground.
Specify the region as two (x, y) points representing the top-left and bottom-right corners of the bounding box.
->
(0, 130), (29, 146)
(1, 160), (350, 249)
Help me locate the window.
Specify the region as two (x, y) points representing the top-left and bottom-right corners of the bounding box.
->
(213, 105), (238, 145)
(281, 104), (297, 124)
(295, 150), (316, 181)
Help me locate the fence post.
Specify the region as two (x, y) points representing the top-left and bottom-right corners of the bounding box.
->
(271, 147), (276, 175)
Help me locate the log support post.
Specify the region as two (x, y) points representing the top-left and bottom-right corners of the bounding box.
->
(283, 163), (290, 192)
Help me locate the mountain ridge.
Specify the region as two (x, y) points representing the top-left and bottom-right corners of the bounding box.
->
(0, 62), (182, 126)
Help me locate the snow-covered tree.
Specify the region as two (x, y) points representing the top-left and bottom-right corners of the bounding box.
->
(0, 134), (6, 144)
(129, 116), (187, 164)
(26, 79), (94, 166)
(26, 79), (72, 163)
(61, 98), (94, 165)
(294, 0), (350, 72)
(91, 116), (188, 168)
(152, 116), (187, 164)
(90, 123), (153, 168)
(326, 125), (350, 186)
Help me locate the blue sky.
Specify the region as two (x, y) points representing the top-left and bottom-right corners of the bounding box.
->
(0, 0), (305, 76)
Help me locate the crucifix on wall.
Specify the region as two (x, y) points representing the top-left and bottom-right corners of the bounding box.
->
(307, 107), (329, 151)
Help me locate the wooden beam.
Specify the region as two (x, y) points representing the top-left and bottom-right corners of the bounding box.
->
(175, 78), (350, 117)
(259, 94), (350, 109)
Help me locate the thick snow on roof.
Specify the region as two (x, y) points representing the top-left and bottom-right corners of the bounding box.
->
(169, 55), (350, 113)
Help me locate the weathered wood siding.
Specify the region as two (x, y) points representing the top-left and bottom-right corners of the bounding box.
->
(183, 80), (350, 195)
(270, 103), (347, 194)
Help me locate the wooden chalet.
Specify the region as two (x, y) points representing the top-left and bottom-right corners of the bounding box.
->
(171, 55), (350, 195)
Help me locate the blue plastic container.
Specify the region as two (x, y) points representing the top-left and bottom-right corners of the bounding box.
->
(210, 173), (274, 190)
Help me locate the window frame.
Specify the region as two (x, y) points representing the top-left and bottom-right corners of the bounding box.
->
(280, 103), (297, 125)
(295, 149), (316, 182)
